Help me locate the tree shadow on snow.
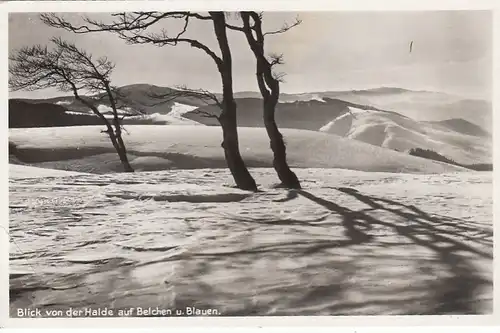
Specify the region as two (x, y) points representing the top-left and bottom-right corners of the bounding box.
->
(292, 187), (492, 315)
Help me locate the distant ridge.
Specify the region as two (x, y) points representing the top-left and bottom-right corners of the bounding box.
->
(183, 97), (397, 130)
(9, 83), (491, 132)
(426, 118), (491, 138)
(13, 85), (476, 104)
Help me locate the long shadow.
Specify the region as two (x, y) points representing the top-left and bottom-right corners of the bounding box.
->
(334, 187), (492, 258)
(295, 187), (492, 314)
(293, 190), (374, 253)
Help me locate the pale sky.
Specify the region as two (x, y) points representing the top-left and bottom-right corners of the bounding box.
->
(8, 11), (492, 100)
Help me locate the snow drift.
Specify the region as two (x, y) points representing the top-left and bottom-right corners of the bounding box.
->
(9, 125), (467, 174)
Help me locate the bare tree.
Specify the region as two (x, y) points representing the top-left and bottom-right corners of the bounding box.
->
(41, 12), (258, 191)
(9, 37), (135, 172)
(229, 12), (302, 189)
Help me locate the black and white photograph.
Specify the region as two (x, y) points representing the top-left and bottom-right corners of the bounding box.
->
(4, 1), (496, 325)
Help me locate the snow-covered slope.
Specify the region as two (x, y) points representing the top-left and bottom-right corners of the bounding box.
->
(272, 88), (491, 131)
(319, 107), (491, 165)
(9, 125), (466, 174)
(9, 168), (492, 315)
(9, 164), (89, 179)
(145, 102), (203, 125)
(279, 93), (326, 103)
(63, 102), (204, 126)
(143, 113), (204, 125)
(322, 88), (492, 130)
(168, 102), (199, 118)
(55, 100), (72, 106)
(427, 118), (491, 138)
(96, 104), (135, 116)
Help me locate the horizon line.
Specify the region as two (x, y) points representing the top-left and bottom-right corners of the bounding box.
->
(9, 83), (490, 101)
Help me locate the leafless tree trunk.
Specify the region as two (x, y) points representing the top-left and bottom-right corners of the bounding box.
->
(211, 12), (257, 191)
(103, 82), (134, 172)
(83, 96), (134, 173)
(237, 12), (301, 189)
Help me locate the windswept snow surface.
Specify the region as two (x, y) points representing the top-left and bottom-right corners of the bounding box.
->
(9, 168), (492, 315)
(9, 125), (466, 174)
(9, 164), (89, 179)
(320, 107), (491, 165)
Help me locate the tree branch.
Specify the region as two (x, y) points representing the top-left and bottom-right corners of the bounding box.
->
(40, 12), (224, 68)
(145, 85), (222, 109)
(263, 16), (302, 36)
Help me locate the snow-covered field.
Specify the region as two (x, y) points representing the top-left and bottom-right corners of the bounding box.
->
(9, 166), (492, 316)
(8, 124), (492, 316)
(9, 125), (466, 174)
(319, 107), (491, 165)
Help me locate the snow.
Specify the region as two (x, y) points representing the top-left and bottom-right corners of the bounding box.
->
(65, 111), (90, 116)
(55, 100), (72, 106)
(145, 112), (204, 126)
(9, 168), (492, 315)
(168, 102), (199, 117)
(9, 125), (467, 174)
(65, 110), (133, 120)
(65, 102), (203, 125)
(279, 93), (326, 103)
(9, 164), (89, 179)
(319, 107), (491, 165)
(145, 102), (203, 125)
(328, 90), (491, 130)
(97, 104), (132, 115)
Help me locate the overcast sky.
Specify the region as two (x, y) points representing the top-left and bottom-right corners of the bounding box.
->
(9, 11), (492, 100)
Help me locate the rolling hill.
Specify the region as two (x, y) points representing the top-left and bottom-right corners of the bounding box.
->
(11, 84), (206, 116)
(308, 87), (492, 131)
(426, 118), (491, 138)
(183, 97), (389, 130)
(9, 125), (466, 174)
(319, 106), (491, 165)
(9, 84), (210, 128)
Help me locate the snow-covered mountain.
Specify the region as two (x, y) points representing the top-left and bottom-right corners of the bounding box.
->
(250, 87), (492, 131)
(319, 106), (491, 165)
(311, 87), (492, 131)
(183, 97), (386, 130)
